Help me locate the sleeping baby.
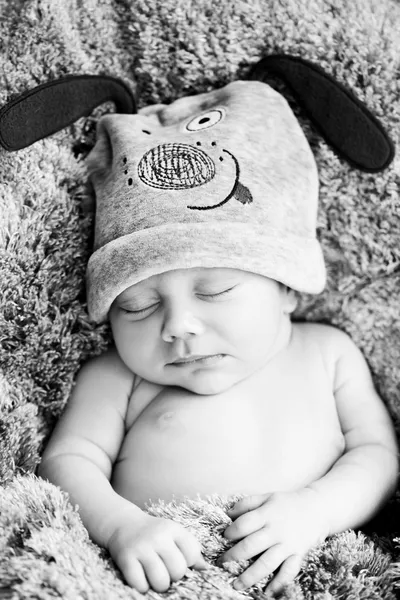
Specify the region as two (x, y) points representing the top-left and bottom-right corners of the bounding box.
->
(38, 80), (398, 596)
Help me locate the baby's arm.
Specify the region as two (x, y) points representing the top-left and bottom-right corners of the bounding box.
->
(305, 327), (399, 533)
(38, 349), (205, 593)
(39, 350), (141, 541)
(221, 326), (398, 593)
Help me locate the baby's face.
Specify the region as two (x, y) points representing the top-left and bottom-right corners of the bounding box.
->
(109, 268), (295, 395)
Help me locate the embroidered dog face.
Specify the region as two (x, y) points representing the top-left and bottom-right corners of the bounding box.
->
(130, 106), (253, 210)
(87, 81), (318, 250)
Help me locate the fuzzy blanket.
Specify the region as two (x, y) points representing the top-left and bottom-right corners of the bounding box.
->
(1, 1), (400, 598)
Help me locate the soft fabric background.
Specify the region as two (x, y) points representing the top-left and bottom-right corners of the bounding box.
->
(1, 0), (400, 598)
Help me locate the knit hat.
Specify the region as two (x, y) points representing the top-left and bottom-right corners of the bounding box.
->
(86, 79), (325, 322)
(0, 57), (392, 325)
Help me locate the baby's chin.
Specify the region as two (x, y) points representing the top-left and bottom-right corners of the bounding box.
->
(135, 358), (244, 395)
(173, 371), (240, 396)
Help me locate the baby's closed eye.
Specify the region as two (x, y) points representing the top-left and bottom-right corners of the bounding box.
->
(196, 285), (237, 299)
(120, 302), (159, 315)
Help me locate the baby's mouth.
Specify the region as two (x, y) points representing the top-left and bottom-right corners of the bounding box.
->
(170, 354), (225, 366)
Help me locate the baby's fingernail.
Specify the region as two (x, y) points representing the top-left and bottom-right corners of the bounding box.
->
(217, 556), (228, 568)
(195, 557), (208, 570)
(233, 579), (245, 590)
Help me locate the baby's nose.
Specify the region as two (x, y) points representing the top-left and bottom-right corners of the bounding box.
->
(138, 143), (216, 189)
(161, 309), (204, 342)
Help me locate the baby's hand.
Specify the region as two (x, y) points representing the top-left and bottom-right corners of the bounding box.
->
(108, 513), (207, 593)
(220, 489), (329, 594)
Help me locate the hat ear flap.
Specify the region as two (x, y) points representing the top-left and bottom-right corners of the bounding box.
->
(0, 75), (136, 151)
(249, 55), (395, 172)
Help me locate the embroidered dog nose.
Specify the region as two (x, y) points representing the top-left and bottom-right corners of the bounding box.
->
(138, 143), (215, 190)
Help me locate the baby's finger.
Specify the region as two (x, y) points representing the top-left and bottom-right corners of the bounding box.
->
(222, 528), (272, 563)
(158, 544), (190, 582)
(267, 554), (303, 595)
(228, 494), (271, 519)
(140, 553), (171, 593)
(233, 544), (286, 591)
(224, 508), (267, 541)
(192, 556), (208, 570)
(176, 534), (207, 570)
(119, 557), (149, 594)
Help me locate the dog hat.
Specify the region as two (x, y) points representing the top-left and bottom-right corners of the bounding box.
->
(86, 80), (324, 322)
(0, 56), (393, 323)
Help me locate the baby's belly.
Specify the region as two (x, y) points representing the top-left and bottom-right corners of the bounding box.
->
(112, 384), (345, 508)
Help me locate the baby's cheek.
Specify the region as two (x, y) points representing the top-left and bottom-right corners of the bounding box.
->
(227, 317), (270, 354)
(117, 328), (157, 369)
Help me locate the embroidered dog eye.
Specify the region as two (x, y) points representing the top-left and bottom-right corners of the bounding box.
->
(186, 109), (224, 131)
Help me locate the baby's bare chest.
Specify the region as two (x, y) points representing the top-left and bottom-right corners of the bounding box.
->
(112, 360), (345, 507)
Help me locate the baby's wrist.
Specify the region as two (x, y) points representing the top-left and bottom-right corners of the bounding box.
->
(103, 499), (148, 547)
(300, 485), (331, 541)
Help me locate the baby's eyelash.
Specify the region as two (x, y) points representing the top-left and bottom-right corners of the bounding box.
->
(120, 286), (236, 314)
(121, 303), (158, 315)
(198, 286), (236, 298)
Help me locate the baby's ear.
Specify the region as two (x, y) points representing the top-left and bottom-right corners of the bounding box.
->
(282, 286), (298, 314)
(249, 55), (395, 172)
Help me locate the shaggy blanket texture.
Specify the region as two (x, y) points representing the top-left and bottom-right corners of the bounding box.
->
(1, 0), (400, 598)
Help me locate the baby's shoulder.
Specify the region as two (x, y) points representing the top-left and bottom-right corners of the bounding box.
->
(76, 346), (135, 396)
(292, 322), (370, 389)
(82, 351), (166, 427)
(293, 322), (358, 361)
(61, 347), (137, 426)
(293, 321), (353, 349)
